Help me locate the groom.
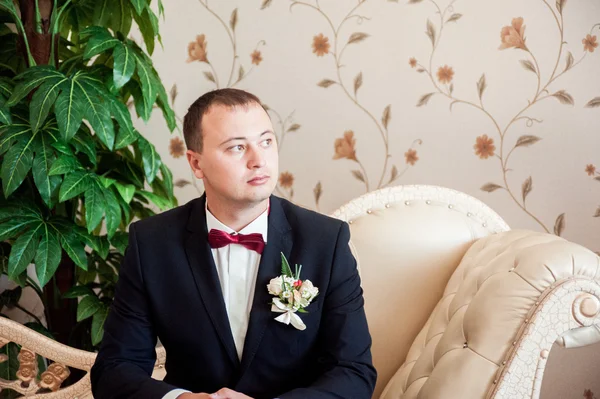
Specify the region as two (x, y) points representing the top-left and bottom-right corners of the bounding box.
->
(91, 88), (376, 399)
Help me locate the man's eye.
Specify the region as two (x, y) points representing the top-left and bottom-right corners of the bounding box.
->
(261, 139), (272, 147)
(230, 145), (245, 152)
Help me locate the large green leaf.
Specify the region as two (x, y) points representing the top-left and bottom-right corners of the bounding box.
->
(129, 0), (145, 16)
(63, 285), (95, 299)
(0, 218), (36, 241)
(85, 182), (106, 233)
(111, 0), (133, 37)
(137, 190), (171, 211)
(59, 170), (92, 202)
(32, 133), (61, 207)
(0, 200), (42, 222)
(128, 81), (150, 121)
(0, 77), (13, 98)
(109, 231), (128, 255)
(54, 218), (93, 264)
(110, 98), (134, 139)
(81, 27), (119, 60)
(1, 133), (36, 197)
(71, 127), (97, 165)
(104, 188), (121, 238)
(57, 227), (88, 270)
(114, 181), (135, 203)
(113, 43), (136, 89)
(76, 295), (102, 322)
(96, 235), (110, 260)
(155, 80), (176, 132)
(132, 8), (156, 55)
(0, 32), (26, 75)
(8, 223), (42, 279)
(34, 224), (61, 287)
(7, 67), (64, 107)
(0, 122), (31, 155)
(0, 97), (12, 125)
(30, 78), (66, 133)
(132, 52), (157, 120)
(114, 123), (138, 150)
(91, 304), (109, 345)
(49, 153), (82, 176)
(75, 78), (115, 150)
(64, 0), (94, 38)
(55, 77), (86, 141)
(117, 194), (132, 224)
(136, 136), (160, 183)
(93, 0), (112, 28)
(50, 138), (73, 156)
(160, 163), (173, 198)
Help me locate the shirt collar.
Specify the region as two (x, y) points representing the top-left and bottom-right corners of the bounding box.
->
(205, 202), (269, 243)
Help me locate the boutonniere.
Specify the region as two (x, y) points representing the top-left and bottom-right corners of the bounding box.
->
(266, 253), (319, 331)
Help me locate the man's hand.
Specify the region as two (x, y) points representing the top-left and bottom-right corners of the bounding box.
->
(177, 389), (253, 399)
(210, 388), (254, 399)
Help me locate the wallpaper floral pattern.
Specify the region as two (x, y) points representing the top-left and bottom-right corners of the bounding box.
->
(133, 0), (600, 396)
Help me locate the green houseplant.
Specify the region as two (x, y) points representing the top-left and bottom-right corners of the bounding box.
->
(0, 0), (176, 368)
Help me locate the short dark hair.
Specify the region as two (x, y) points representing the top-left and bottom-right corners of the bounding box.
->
(182, 88), (264, 153)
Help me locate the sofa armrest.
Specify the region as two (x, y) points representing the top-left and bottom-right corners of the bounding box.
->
(380, 229), (600, 399)
(0, 316), (167, 397)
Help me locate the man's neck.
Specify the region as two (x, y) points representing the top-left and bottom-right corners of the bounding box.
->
(206, 196), (269, 232)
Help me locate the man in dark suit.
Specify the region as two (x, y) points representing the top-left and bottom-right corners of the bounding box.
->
(91, 88), (376, 399)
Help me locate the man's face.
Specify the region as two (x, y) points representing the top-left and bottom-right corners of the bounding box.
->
(186, 103), (278, 207)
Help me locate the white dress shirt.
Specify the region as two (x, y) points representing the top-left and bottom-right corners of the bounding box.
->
(164, 205), (268, 399)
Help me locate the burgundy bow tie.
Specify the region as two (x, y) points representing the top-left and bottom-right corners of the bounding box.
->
(207, 229), (266, 254)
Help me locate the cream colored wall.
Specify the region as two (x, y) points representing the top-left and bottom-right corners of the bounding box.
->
(134, 0), (600, 397)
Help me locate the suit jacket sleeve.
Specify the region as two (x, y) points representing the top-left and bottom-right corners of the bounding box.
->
(91, 222), (180, 399)
(279, 222), (377, 399)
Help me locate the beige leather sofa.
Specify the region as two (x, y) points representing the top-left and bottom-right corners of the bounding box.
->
(1, 185), (599, 398)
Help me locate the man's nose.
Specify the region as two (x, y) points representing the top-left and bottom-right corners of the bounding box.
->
(248, 147), (266, 169)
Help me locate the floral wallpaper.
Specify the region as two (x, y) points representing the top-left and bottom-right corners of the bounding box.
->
(131, 0), (600, 396)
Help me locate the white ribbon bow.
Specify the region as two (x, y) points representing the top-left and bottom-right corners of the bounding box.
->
(271, 298), (306, 331)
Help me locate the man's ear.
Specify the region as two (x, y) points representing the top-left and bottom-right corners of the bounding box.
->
(186, 150), (205, 179)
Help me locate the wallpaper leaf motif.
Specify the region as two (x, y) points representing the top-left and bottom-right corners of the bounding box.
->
(408, 0), (599, 235)
(288, 0), (422, 192)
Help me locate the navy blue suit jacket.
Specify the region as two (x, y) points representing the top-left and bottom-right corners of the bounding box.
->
(91, 195), (376, 399)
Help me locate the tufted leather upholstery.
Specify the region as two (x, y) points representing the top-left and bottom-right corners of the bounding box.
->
(331, 185), (600, 399)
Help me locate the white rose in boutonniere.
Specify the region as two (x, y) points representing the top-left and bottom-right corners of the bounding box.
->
(267, 253), (319, 331)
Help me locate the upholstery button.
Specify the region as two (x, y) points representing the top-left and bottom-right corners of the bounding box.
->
(426, 200), (431, 205)
(482, 222), (488, 227)
(405, 201), (410, 205)
(366, 209), (372, 214)
(467, 212), (472, 217)
(541, 349), (549, 359)
(580, 296), (600, 318)
(462, 342), (468, 348)
(349, 220), (353, 224)
(385, 204), (390, 208)
(448, 204), (453, 209)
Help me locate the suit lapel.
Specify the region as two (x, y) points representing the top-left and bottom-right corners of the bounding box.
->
(239, 196), (292, 376)
(184, 195), (240, 368)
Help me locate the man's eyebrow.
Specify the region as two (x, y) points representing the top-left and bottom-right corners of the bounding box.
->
(219, 130), (274, 146)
